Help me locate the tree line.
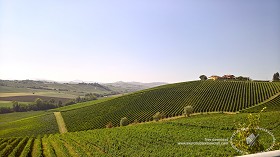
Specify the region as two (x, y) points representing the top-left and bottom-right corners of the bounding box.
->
(0, 93), (100, 114)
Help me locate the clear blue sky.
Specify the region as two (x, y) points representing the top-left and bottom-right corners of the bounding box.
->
(0, 0), (279, 83)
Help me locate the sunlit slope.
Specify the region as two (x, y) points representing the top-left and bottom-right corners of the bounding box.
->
(62, 80), (280, 131)
(1, 112), (280, 156)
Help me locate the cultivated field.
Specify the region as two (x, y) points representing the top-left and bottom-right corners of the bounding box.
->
(61, 80), (280, 131)
(0, 111), (279, 156)
(0, 80), (280, 156)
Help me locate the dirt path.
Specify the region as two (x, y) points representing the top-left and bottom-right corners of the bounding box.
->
(53, 112), (68, 134)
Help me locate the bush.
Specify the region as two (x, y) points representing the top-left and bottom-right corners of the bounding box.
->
(120, 117), (129, 126)
(153, 112), (164, 122)
(183, 106), (193, 117)
(0, 107), (13, 114)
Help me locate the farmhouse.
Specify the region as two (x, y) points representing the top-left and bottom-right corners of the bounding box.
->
(209, 74), (236, 80)
(209, 75), (220, 80)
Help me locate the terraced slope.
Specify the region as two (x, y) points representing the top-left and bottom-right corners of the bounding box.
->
(61, 80), (280, 131)
(1, 112), (279, 156)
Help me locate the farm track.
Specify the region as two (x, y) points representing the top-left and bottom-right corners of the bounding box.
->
(54, 112), (68, 134)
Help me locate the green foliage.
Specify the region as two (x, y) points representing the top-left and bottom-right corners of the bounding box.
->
(199, 75), (208, 81)
(232, 108), (266, 154)
(19, 138), (34, 157)
(62, 81), (280, 132)
(0, 113), (59, 138)
(0, 111), (279, 156)
(120, 117), (129, 126)
(31, 136), (43, 157)
(0, 107), (13, 114)
(236, 76), (250, 81)
(153, 112), (162, 121)
(183, 105), (193, 117)
(273, 72), (280, 81)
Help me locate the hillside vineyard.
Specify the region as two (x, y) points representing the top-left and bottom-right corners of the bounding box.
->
(1, 111), (279, 156)
(61, 80), (280, 131)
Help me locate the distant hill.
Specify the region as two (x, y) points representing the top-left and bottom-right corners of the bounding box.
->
(0, 79), (166, 99)
(104, 81), (167, 93)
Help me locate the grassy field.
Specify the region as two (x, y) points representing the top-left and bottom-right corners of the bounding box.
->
(0, 91), (76, 109)
(0, 111), (279, 156)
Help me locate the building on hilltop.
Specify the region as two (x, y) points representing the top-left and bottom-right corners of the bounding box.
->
(222, 75), (235, 79)
(209, 75), (221, 80)
(209, 74), (236, 80)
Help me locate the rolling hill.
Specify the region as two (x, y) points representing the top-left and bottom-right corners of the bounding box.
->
(1, 80), (280, 138)
(1, 80), (280, 156)
(60, 80), (280, 132)
(0, 79), (166, 108)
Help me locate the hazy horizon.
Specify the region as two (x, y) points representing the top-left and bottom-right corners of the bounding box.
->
(1, 0), (279, 83)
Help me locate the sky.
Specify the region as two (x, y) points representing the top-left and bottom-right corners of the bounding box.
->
(0, 0), (279, 83)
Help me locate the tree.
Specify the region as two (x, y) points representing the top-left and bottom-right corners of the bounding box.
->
(85, 93), (97, 101)
(153, 112), (162, 122)
(199, 75), (208, 81)
(273, 72), (280, 81)
(49, 98), (55, 104)
(58, 100), (63, 107)
(120, 117), (129, 126)
(0, 107), (13, 114)
(34, 98), (44, 110)
(12, 101), (20, 112)
(183, 106), (193, 117)
(35, 98), (43, 105)
(236, 76), (250, 81)
(75, 96), (82, 103)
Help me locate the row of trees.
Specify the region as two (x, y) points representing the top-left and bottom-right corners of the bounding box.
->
(0, 92), (101, 114)
(75, 93), (98, 103)
(199, 75), (250, 81)
(0, 98), (61, 114)
(200, 72), (280, 81)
